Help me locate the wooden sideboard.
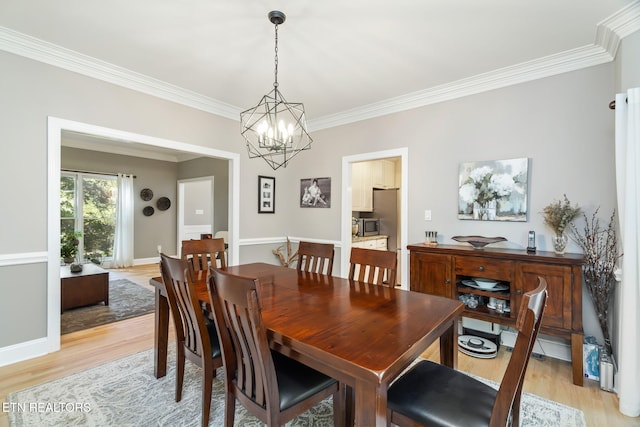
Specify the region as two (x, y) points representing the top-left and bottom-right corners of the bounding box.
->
(408, 243), (585, 386)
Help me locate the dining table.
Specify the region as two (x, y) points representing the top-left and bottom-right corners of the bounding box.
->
(149, 262), (464, 427)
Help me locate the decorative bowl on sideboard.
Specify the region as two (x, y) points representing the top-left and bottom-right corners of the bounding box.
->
(452, 235), (507, 249)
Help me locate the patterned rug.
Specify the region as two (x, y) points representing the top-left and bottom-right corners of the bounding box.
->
(60, 279), (155, 334)
(7, 349), (586, 426)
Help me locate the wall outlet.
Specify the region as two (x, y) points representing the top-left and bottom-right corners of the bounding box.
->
(424, 210), (432, 221)
(195, 209), (204, 215)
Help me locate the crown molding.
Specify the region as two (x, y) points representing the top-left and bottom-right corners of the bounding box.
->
(309, 1), (640, 131)
(2, 2), (639, 131)
(309, 44), (612, 131)
(62, 137), (183, 163)
(0, 26), (241, 120)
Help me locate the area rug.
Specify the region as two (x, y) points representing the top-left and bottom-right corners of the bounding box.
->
(7, 349), (585, 427)
(60, 279), (155, 334)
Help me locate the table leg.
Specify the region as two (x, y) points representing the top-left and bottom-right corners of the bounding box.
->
(439, 319), (458, 369)
(354, 380), (387, 427)
(344, 384), (355, 427)
(154, 287), (169, 378)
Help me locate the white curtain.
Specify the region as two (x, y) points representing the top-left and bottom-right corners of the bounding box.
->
(112, 174), (134, 268)
(615, 88), (640, 417)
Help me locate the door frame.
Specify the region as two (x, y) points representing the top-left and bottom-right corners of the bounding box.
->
(47, 116), (240, 353)
(341, 148), (409, 288)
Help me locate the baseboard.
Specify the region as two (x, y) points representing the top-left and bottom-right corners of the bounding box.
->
(133, 257), (160, 266)
(500, 330), (572, 362)
(0, 337), (49, 368)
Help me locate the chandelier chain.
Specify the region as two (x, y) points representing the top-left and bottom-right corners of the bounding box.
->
(273, 23), (279, 89)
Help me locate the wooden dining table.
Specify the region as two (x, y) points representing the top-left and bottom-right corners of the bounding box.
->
(150, 262), (464, 427)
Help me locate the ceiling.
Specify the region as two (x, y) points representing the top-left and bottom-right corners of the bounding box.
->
(1, 1), (639, 134)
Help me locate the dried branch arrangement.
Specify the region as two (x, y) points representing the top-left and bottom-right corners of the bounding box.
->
(272, 237), (298, 267)
(570, 208), (621, 355)
(543, 194), (581, 235)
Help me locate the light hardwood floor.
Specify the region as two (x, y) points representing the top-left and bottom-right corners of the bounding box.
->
(0, 264), (637, 427)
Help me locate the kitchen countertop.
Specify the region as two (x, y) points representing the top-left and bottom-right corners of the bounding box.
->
(352, 235), (388, 243)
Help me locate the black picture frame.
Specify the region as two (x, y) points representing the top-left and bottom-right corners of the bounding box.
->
(300, 177), (331, 208)
(258, 176), (275, 213)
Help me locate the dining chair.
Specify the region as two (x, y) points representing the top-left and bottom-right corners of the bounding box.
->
(296, 241), (334, 274)
(386, 278), (547, 427)
(207, 267), (345, 427)
(159, 254), (223, 427)
(181, 237), (227, 272)
(348, 247), (397, 287)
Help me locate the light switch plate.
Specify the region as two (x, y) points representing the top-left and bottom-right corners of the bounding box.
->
(424, 210), (432, 221)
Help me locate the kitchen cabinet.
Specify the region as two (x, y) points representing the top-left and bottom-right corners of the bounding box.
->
(408, 243), (585, 386)
(352, 160), (396, 211)
(352, 161), (373, 211)
(352, 236), (388, 251)
(371, 159), (396, 189)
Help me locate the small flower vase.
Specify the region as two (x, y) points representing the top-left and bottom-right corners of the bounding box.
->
(552, 233), (568, 255)
(474, 202), (489, 220)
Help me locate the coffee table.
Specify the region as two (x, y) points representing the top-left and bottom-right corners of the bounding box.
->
(60, 264), (109, 313)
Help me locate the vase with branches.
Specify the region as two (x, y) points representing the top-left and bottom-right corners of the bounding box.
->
(570, 209), (621, 356)
(542, 194), (580, 254)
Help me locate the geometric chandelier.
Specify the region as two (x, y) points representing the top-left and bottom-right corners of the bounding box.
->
(240, 10), (312, 171)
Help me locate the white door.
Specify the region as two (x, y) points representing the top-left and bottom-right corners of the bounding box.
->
(177, 177), (214, 256)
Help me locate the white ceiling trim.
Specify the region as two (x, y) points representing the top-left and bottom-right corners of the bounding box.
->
(1, 2), (638, 130)
(309, 44), (612, 131)
(62, 136), (183, 163)
(0, 26), (240, 120)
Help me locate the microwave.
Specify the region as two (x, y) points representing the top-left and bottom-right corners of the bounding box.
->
(357, 218), (380, 236)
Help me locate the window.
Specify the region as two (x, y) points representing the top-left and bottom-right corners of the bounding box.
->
(60, 172), (117, 262)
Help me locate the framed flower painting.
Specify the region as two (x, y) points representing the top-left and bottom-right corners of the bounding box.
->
(458, 157), (528, 221)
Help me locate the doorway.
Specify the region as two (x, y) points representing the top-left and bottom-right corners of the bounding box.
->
(341, 148), (409, 288)
(47, 117), (240, 354)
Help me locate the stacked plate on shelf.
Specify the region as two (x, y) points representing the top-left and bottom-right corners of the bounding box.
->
(461, 279), (509, 292)
(458, 335), (498, 359)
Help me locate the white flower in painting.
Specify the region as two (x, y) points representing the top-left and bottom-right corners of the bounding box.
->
(459, 183), (478, 204)
(489, 173), (515, 197)
(469, 166), (492, 183)
(460, 167), (515, 207)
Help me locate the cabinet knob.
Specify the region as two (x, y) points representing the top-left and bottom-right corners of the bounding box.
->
(515, 289), (522, 294)
(478, 266), (485, 271)
(445, 279), (451, 284)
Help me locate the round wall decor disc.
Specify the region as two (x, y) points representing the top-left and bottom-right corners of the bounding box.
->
(140, 188), (153, 201)
(143, 206), (155, 216)
(156, 197), (171, 211)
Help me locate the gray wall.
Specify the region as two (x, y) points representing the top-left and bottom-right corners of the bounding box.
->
(1, 29), (637, 357)
(61, 146), (178, 259)
(616, 30), (640, 92)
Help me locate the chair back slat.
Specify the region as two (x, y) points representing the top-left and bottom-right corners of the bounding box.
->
(348, 247), (397, 286)
(296, 241), (335, 275)
(181, 238), (227, 272)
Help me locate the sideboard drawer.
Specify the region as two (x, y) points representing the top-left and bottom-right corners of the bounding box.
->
(454, 256), (513, 281)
